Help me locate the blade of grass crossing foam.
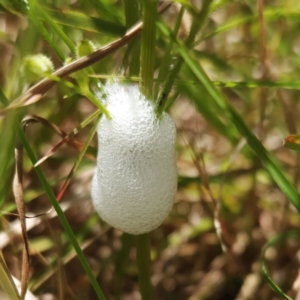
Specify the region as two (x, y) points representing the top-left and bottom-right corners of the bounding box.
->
(176, 42), (300, 212)
(17, 126), (106, 300)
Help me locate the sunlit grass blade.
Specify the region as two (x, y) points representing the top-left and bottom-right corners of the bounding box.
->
(261, 230), (300, 300)
(0, 90), (16, 207)
(174, 80), (300, 90)
(156, 0), (213, 112)
(35, 5), (76, 54)
(153, 6), (184, 101)
(0, 249), (20, 300)
(176, 41), (300, 212)
(0, 87), (9, 106)
(203, 8), (300, 42)
(28, 0), (65, 61)
(17, 126), (106, 300)
(44, 7), (126, 36)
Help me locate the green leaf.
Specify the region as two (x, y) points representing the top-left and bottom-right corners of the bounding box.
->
(44, 7), (126, 36)
(175, 40), (300, 212)
(17, 124), (106, 300)
(0, 0), (28, 15)
(261, 230), (300, 300)
(0, 250), (20, 300)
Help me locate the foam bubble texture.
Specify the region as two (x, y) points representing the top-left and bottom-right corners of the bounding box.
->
(91, 83), (177, 234)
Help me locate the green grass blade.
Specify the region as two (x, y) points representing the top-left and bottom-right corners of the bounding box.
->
(173, 79), (300, 90)
(261, 230), (300, 300)
(0, 87), (9, 106)
(36, 6), (76, 54)
(154, 6), (184, 101)
(140, 0), (158, 99)
(28, 0), (65, 61)
(17, 126), (106, 300)
(124, 0), (140, 76)
(176, 41), (300, 212)
(0, 249), (20, 300)
(178, 79), (238, 144)
(44, 7), (126, 36)
(156, 0), (213, 112)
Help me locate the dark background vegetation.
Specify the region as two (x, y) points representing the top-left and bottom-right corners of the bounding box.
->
(1, 0), (300, 299)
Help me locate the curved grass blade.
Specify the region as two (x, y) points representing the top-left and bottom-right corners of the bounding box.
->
(27, 0), (65, 61)
(17, 126), (106, 300)
(176, 41), (300, 212)
(44, 7), (126, 36)
(178, 78), (238, 144)
(35, 5), (76, 54)
(0, 249), (20, 300)
(261, 230), (300, 300)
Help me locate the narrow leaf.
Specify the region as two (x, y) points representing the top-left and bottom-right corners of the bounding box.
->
(17, 126), (106, 300)
(176, 41), (300, 212)
(44, 7), (126, 36)
(261, 230), (300, 300)
(0, 249), (20, 300)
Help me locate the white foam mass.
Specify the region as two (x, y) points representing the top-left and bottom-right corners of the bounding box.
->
(91, 83), (177, 235)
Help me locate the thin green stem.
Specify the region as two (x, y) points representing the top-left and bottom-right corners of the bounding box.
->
(136, 234), (154, 300)
(28, 0), (65, 61)
(140, 0), (158, 99)
(137, 2), (157, 298)
(156, 0), (213, 113)
(17, 126), (106, 300)
(124, 0), (140, 76)
(36, 5), (76, 54)
(153, 6), (185, 101)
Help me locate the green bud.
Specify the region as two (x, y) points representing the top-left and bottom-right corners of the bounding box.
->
(22, 54), (54, 83)
(75, 39), (96, 58)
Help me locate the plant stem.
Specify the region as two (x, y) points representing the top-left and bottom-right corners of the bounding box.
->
(17, 125), (106, 300)
(156, 0), (213, 113)
(140, 0), (158, 99)
(137, 2), (157, 298)
(136, 233), (154, 300)
(124, 0), (140, 76)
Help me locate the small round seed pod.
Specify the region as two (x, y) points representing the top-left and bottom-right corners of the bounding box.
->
(22, 54), (54, 83)
(91, 83), (177, 235)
